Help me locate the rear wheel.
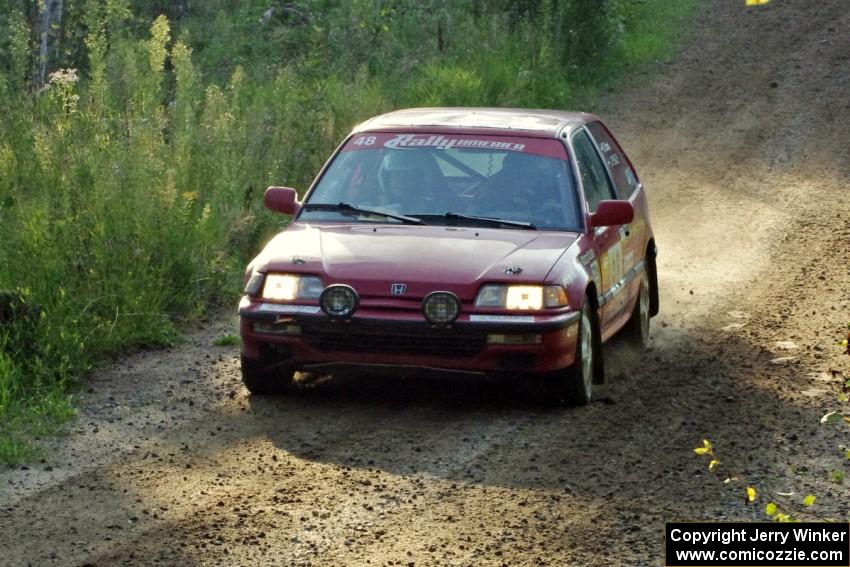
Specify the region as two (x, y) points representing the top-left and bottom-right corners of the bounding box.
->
(623, 270), (651, 349)
(548, 301), (596, 406)
(241, 350), (296, 395)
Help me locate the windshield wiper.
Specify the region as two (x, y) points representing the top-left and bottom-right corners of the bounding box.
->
(412, 212), (537, 230)
(301, 202), (423, 225)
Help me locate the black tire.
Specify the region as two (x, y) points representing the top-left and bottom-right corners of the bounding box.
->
(623, 270), (651, 349)
(241, 352), (296, 395)
(548, 301), (597, 406)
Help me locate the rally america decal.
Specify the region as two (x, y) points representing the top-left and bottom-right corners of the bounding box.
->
(257, 304), (321, 314)
(384, 134), (526, 152)
(343, 133), (568, 160)
(469, 314), (535, 323)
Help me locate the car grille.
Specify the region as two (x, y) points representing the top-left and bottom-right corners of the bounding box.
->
(302, 327), (486, 358)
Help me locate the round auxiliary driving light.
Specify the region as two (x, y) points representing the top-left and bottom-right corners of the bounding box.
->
(422, 291), (461, 325)
(320, 285), (359, 319)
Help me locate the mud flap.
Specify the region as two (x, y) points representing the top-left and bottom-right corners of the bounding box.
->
(647, 242), (660, 317)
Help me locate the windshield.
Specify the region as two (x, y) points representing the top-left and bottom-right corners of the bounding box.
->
(299, 132), (581, 230)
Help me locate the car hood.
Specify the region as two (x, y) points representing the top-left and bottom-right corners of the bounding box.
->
(257, 222), (578, 299)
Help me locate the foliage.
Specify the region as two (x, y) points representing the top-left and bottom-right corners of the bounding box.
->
(212, 334), (239, 347)
(0, 0), (698, 462)
(694, 437), (850, 523)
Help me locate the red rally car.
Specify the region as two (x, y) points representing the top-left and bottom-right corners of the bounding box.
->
(238, 108), (659, 405)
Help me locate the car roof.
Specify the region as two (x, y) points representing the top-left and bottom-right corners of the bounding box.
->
(353, 107), (599, 139)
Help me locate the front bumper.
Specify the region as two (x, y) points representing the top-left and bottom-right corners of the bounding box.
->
(239, 298), (580, 375)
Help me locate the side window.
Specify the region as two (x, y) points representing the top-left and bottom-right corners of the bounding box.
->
(586, 121), (638, 200)
(572, 130), (616, 213)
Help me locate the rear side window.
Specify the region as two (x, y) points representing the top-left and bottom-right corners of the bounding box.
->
(586, 121), (638, 199)
(572, 130), (616, 213)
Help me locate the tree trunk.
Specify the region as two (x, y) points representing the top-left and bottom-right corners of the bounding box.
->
(35, 0), (64, 88)
(173, 0), (189, 19)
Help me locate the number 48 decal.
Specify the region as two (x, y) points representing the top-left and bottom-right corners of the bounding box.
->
(352, 136), (376, 146)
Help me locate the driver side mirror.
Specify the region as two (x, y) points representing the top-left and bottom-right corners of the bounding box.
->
(264, 186), (300, 216)
(589, 200), (634, 229)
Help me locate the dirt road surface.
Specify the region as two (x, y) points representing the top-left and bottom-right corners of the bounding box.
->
(2, 2), (849, 565)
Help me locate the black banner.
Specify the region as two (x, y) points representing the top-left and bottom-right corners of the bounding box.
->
(665, 523), (850, 566)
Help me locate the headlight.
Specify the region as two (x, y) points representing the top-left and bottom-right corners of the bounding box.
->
(261, 274), (324, 301)
(474, 284), (568, 310)
(506, 286), (543, 310)
(320, 284), (359, 318)
(422, 292), (461, 325)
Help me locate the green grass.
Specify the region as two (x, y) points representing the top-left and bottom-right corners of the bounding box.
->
(0, 436), (38, 465)
(0, 369), (76, 465)
(620, 0), (700, 66)
(212, 334), (239, 347)
(0, 0), (699, 463)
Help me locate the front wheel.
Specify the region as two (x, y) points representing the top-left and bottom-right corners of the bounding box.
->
(547, 301), (596, 406)
(241, 352), (297, 395)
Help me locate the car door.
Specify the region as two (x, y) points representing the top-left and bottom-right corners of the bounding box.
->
(570, 129), (625, 331)
(585, 121), (646, 319)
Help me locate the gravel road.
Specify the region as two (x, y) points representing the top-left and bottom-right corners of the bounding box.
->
(2, 2), (849, 565)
